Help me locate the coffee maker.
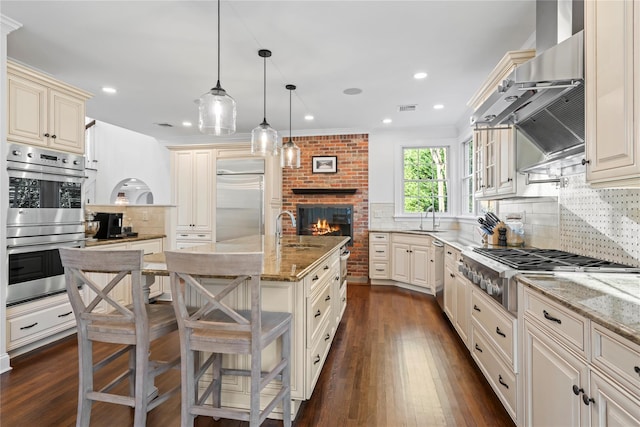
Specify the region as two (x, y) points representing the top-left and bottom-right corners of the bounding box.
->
(94, 213), (123, 239)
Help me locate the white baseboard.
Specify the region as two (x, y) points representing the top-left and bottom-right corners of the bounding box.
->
(0, 352), (12, 374)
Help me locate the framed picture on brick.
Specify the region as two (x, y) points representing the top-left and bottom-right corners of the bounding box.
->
(312, 156), (337, 173)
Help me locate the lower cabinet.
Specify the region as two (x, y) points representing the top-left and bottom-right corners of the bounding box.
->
(390, 233), (432, 292)
(589, 370), (640, 427)
(369, 232), (390, 280)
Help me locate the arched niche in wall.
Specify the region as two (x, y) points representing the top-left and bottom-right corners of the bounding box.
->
(109, 178), (154, 205)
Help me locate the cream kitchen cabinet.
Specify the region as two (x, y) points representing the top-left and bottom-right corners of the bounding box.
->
(391, 233), (431, 291)
(473, 126), (516, 199)
(584, 0), (640, 187)
(443, 245), (469, 348)
(7, 60), (91, 154)
(170, 149), (215, 240)
(369, 232), (390, 281)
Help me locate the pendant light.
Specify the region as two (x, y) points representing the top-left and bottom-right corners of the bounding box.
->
(281, 84), (301, 168)
(198, 0), (236, 136)
(251, 49), (278, 156)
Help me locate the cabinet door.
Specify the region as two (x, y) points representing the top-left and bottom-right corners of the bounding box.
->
(483, 128), (498, 196)
(410, 244), (430, 288)
(174, 151), (195, 231)
(589, 370), (640, 427)
(585, 0), (640, 185)
(496, 127), (516, 195)
(524, 320), (590, 427)
(48, 89), (85, 154)
(473, 129), (486, 196)
(391, 243), (410, 283)
(454, 274), (469, 347)
(7, 73), (48, 147)
(443, 263), (456, 321)
(192, 150), (214, 231)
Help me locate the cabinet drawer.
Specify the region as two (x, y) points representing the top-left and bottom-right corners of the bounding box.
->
(471, 289), (516, 368)
(471, 326), (517, 418)
(523, 288), (589, 357)
(444, 245), (461, 265)
(370, 232), (389, 243)
(370, 262), (389, 279)
(591, 323), (640, 394)
(308, 280), (333, 347)
(9, 302), (75, 344)
(338, 279), (347, 320)
(176, 232), (212, 241)
(129, 239), (162, 254)
(308, 255), (338, 294)
(308, 315), (333, 392)
(370, 243), (389, 260)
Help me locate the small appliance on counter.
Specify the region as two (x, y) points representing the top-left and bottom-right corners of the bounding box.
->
(94, 212), (124, 239)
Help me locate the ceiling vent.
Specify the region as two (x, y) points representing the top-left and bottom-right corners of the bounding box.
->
(397, 104), (417, 112)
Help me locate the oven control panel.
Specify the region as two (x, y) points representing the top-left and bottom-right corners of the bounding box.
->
(7, 143), (85, 173)
(460, 252), (517, 315)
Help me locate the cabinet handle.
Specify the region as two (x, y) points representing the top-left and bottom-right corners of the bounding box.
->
(450, 273), (455, 278)
(342, 297), (346, 302)
(325, 333), (331, 341)
(498, 375), (509, 389)
(313, 355), (321, 365)
(325, 295), (331, 302)
(315, 310), (321, 318)
(335, 276), (340, 281)
(197, 234), (206, 237)
(496, 327), (506, 338)
(20, 322), (38, 330)
(473, 305), (481, 312)
(57, 311), (73, 318)
(375, 236), (385, 239)
(324, 265), (329, 270)
(581, 158), (590, 165)
(375, 250), (385, 253)
(44, 133), (50, 137)
(507, 177), (513, 182)
(312, 275), (319, 281)
(430, 259), (434, 263)
(572, 385), (584, 396)
(475, 343), (483, 353)
(582, 394), (595, 406)
(635, 366), (640, 376)
(543, 310), (562, 324)
(375, 269), (384, 272)
(51, 134), (57, 139)
(447, 251), (452, 255)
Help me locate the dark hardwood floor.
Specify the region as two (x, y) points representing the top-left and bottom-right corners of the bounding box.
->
(0, 285), (514, 427)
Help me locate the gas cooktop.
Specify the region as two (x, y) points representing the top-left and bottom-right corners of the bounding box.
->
(473, 248), (639, 273)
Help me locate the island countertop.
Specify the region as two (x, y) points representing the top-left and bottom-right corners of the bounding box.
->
(516, 272), (640, 345)
(143, 235), (350, 282)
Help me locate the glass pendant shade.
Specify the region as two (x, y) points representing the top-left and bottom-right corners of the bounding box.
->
(198, 84), (236, 136)
(281, 140), (300, 168)
(251, 121), (279, 155)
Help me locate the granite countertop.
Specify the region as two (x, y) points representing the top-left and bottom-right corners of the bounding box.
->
(517, 272), (640, 345)
(85, 234), (166, 247)
(369, 228), (480, 252)
(143, 234), (349, 282)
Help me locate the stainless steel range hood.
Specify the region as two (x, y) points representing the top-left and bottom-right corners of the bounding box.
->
(471, 0), (585, 175)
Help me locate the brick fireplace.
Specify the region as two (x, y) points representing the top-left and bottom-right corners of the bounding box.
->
(281, 134), (369, 282)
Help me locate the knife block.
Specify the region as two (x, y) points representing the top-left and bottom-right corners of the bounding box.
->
(491, 221), (506, 245)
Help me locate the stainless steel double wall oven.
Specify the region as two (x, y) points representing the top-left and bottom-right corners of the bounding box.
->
(6, 143), (85, 306)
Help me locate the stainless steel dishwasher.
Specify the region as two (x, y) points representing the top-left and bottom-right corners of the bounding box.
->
(432, 239), (445, 310)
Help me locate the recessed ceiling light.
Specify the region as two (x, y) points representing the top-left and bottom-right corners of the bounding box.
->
(433, 104), (444, 110)
(102, 87), (117, 94)
(343, 88), (363, 95)
(304, 115), (314, 121)
(414, 72), (428, 80)
(182, 121), (193, 127)
(382, 118), (392, 124)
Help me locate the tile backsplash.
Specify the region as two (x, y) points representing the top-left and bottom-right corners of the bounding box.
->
(86, 205), (169, 236)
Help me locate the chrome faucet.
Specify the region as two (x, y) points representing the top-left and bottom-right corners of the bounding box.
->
(276, 210), (296, 240)
(423, 206), (437, 231)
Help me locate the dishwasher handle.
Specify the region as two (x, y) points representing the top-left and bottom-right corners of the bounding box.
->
(432, 240), (444, 248)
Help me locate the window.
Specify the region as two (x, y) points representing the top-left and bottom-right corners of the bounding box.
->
(402, 147), (448, 214)
(461, 138), (475, 215)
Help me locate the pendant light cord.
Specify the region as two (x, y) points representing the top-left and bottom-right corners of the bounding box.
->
(216, 0), (221, 87)
(263, 55), (267, 123)
(289, 88), (292, 144)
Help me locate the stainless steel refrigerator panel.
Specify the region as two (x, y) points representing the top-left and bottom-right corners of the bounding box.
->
(216, 174), (264, 242)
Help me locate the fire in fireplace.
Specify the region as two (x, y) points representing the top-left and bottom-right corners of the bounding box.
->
(297, 204), (353, 245)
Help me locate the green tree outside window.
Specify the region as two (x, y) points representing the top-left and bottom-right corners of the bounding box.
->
(403, 147), (448, 214)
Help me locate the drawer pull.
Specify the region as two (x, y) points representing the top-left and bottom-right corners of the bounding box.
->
(325, 333), (331, 341)
(572, 385), (584, 396)
(325, 295), (331, 302)
(375, 250), (385, 253)
(315, 310), (321, 318)
(376, 269), (384, 272)
(582, 394), (594, 406)
(335, 276), (340, 281)
(20, 322), (38, 330)
(313, 355), (321, 365)
(312, 275), (319, 281)
(450, 273), (455, 278)
(57, 311), (73, 318)
(197, 234), (206, 237)
(543, 310), (562, 324)
(342, 297), (346, 302)
(635, 366), (640, 376)
(375, 236), (385, 239)
(473, 305), (481, 312)
(324, 265), (329, 270)
(495, 327), (506, 338)
(475, 343), (483, 353)
(498, 375), (509, 389)
(447, 251), (452, 255)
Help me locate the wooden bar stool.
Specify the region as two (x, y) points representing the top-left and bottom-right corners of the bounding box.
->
(165, 250), (292, 427)
(59, 248), (180, 427)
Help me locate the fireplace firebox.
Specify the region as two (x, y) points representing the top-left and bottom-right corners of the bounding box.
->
(297, 204), (353, 245)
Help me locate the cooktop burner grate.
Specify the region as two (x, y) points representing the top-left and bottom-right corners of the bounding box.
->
(473, 248), (638, 271)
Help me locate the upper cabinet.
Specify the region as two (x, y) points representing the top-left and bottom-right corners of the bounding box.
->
(584, 0), (639, 187)
(473, 126), (516, 200)
(7, 61), (92, 154)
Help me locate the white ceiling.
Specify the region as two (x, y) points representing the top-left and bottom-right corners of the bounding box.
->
(2, 1), (536, 143)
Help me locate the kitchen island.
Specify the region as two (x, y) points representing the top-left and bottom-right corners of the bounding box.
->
(144, 234), (349, 420)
